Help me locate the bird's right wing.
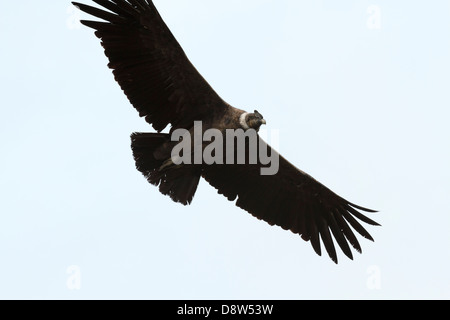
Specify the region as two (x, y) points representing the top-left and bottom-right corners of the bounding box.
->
(73, 0), (227, 131)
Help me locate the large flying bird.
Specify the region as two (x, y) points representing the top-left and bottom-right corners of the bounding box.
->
(73, 0), (379, 263)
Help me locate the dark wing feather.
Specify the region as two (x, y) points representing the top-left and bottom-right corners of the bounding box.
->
(73, 0), (226, 132)
(201, 137), (379, 264)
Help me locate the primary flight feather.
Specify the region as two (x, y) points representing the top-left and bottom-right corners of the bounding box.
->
(73, 0), (380, 263)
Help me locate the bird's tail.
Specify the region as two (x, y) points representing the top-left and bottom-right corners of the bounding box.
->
(131, 132), (201, 205)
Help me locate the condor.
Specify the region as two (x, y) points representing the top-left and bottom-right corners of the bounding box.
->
(73, 0), (380, 263)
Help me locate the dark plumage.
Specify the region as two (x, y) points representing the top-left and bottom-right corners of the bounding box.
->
(73, 0), (380, 263)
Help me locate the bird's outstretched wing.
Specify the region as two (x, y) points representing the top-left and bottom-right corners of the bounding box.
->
(73, 0), (226, 132)
(202, 137), (379, 263)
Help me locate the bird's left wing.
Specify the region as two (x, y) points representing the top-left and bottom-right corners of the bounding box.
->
(201, 137), (379, 263)
(73, 0), (227, 132)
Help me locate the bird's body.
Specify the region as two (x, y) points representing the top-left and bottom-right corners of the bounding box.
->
(73, 0), (380, 263)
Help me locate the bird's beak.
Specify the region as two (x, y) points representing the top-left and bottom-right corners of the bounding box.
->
(261, 119), (267, 125)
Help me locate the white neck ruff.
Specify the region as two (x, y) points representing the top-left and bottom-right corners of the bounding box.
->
(239, 112), (250, 130)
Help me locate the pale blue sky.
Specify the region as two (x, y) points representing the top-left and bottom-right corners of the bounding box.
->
(0, 0), (449, 299)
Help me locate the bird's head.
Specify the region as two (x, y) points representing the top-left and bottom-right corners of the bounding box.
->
(240, 110), (266, 132)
